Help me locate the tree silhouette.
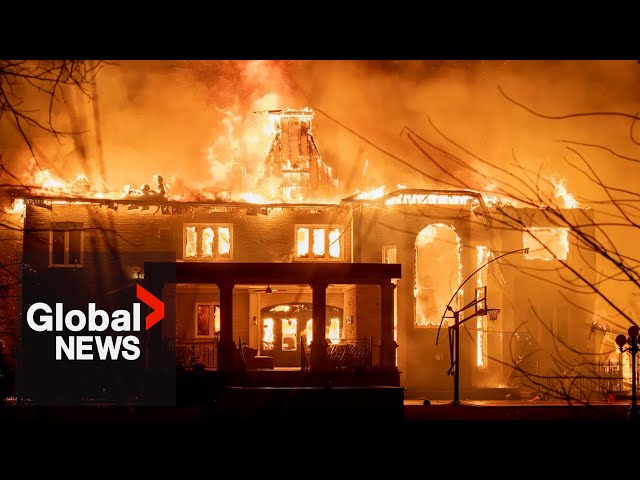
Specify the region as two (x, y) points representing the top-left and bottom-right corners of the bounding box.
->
(0, 60), (105, 397)
(395, 88), (640, 403)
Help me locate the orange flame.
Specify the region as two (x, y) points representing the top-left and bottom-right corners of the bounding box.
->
(297, 227), (309, 257)
(262, 318), (274, 351)
(305, 318), (313, 346)
(328, 318), (340, 345)
(354, 185), (386, 200)
(6, 198), (26, 215)
(551, 177), (579, 209)
(282, 318), (297, 351)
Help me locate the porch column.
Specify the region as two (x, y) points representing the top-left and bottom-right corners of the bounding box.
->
(217, 281), (236, 372)
(310, 282), (328, 372)
(380, 282), (397, 369)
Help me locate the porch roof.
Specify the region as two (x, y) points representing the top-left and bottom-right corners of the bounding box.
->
(144, 262), (401, 285)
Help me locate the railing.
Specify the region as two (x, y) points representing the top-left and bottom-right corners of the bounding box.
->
(176, 341), (216, 370)
(301, 337), (373, 372)
(520, 361), (626, 402)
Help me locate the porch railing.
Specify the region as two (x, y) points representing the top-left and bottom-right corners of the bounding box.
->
(176, 341), (216, 369)
(301, 337), (373, 372)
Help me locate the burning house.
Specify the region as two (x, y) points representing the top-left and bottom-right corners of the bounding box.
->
(2, 107), (602, 403)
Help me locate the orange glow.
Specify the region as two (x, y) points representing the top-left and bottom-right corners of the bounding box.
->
(552, 177), (579, 209)
(355, 185), (385, 200)
(415, 224), (462, 326)
(329, 228), (340, 258)
(217, 227), (230, 256)
(385, 193), (474, 206)
(523, 228), (569, 261)
(202, 227), (214, 257)
(34, 168), (66, 190)
(214, 305), (220, 333)
(185, 227), (197, 258)
(6, 198), (26, 215)
(297, 227), (309, 257)
(476, 245), (489, 368)
(239, 192), (268, 204)
(282, 318), (297, 351)
(312, 228), (325, 257)
(328, 318), (340, 345)
(476, 316), (485, 368)
(272, 305), (291, 313)
(262, 318), (274, 351)
(305, 319), (313, 346)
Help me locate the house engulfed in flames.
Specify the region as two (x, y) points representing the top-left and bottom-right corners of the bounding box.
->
(2, 108), (601, 401)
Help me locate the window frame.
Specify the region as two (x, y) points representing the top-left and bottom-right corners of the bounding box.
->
(194, 302), (220, 339)
(293, 224), (343, 261)
(49, 222), (84, 268)
(182, 223), (233, 261)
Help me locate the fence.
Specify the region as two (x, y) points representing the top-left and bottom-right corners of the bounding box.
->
(519, 361), (626, 402)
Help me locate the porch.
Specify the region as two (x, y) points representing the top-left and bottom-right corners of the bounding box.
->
(144, 261), (401, 379)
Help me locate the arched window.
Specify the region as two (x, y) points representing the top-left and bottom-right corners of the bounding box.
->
(414, 224), (462, 327)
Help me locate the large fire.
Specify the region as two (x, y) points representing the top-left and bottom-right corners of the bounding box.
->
(8, 107), (344, 209)
(4, 106), (582, 222)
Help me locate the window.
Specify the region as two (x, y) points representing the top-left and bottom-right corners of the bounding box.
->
(282, 318), (297, 351)
(383, 245), (397, 265)
(49, 222), (83, 267)
(523, 227), (569, 261)
(414, 224), (462, 327)
(295, 225), (342, 260)
(183, 224), (232, 260)
(195, 302), (220, 338)
(263, 318), (275, 351)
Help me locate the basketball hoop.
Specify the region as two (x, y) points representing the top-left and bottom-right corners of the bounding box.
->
(486, 308), (501, 322)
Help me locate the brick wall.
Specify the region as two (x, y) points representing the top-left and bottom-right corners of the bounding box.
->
(24, 203), (352, 263)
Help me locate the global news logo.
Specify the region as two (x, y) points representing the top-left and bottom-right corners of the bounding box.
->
(25, 284), (164, 361)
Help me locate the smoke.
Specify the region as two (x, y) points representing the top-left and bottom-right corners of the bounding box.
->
(90, 60), (296, 196)
(288, 60), (640, 198)
(3, 60), (638, 201)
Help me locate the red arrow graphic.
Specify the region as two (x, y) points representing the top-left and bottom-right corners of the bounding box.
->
(137, 284), (165, 330)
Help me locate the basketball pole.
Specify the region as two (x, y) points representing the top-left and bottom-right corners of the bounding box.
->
(438, 247), (529, 405)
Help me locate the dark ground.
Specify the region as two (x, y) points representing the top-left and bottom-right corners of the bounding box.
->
(2, 400), (638, 460)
